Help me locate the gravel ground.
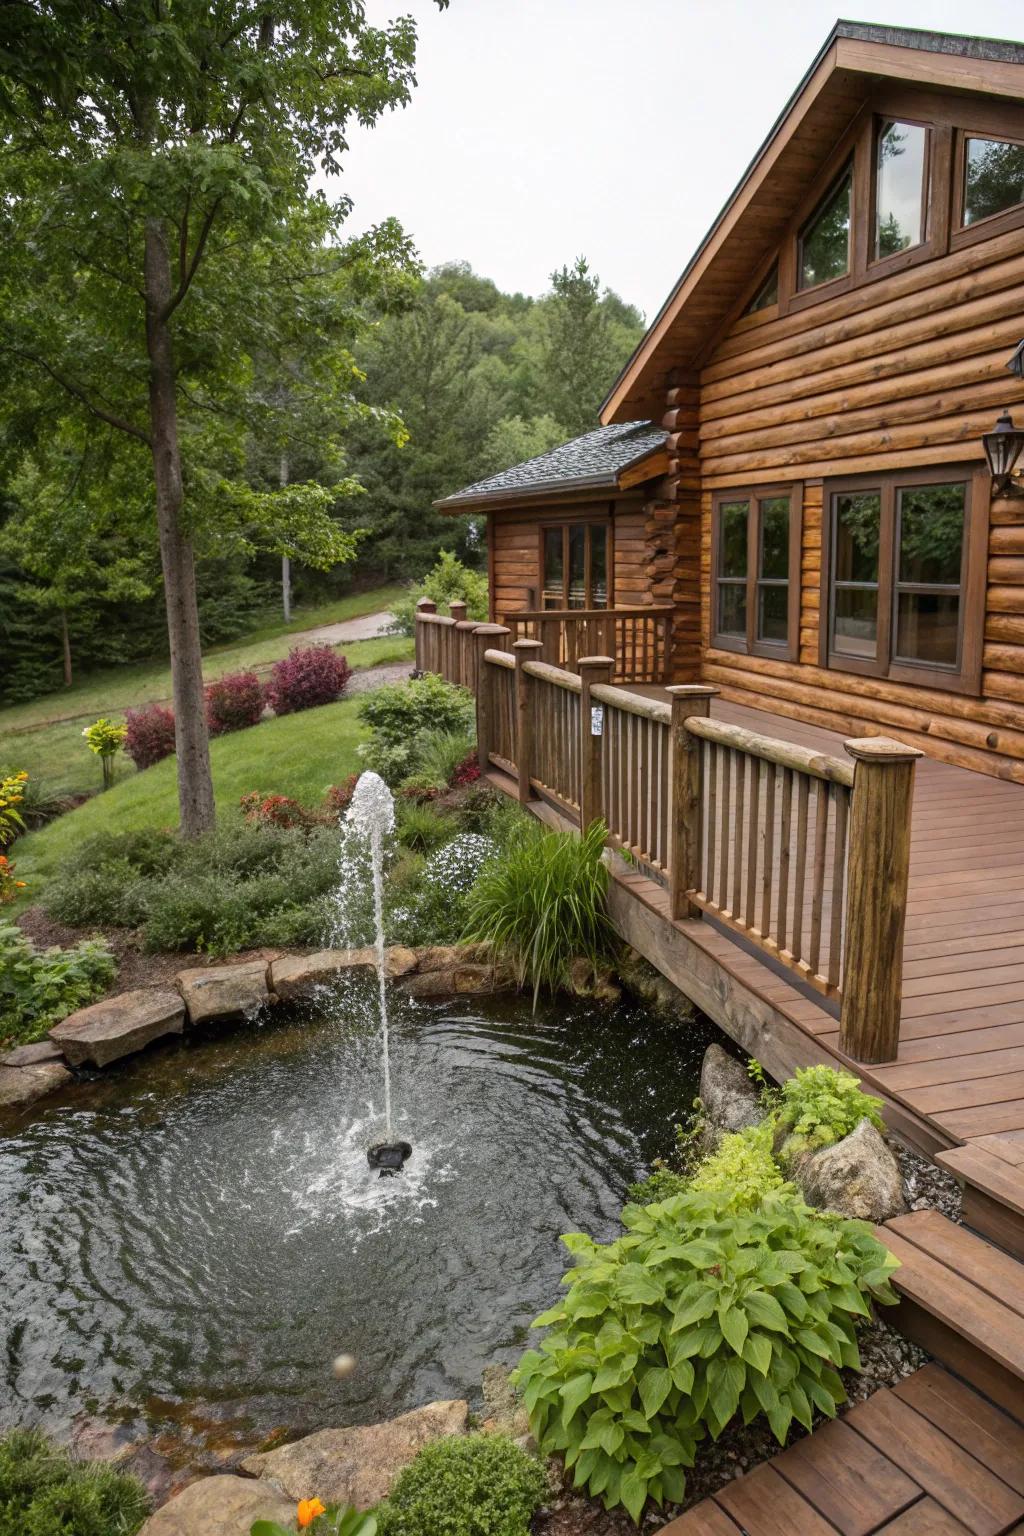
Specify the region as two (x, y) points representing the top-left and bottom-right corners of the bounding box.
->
(895, 1139), (962, 1221)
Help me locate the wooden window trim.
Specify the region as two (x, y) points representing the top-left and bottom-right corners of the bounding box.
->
(819, 464), (988, 696)
(711, 483), (802, 662)
(537, 512), (614, 611)
(950, 126), (1024, 252)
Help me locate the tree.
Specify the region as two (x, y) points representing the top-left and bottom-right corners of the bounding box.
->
(0, 2), (442, 835)
(539, 257), (643, 437)
(478, 413), (566, 477)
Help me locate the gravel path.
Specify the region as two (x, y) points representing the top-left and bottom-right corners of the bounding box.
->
(345, 660), (412, 695)
(298, 610), (396, 644)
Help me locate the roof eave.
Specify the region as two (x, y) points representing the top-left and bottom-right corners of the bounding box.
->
(434, 441), (667, 514)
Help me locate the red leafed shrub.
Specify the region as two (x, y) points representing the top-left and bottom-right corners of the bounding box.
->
(451, 750), (481, 787)
(205, 670), (266, 735)
(324, 774), (359, 818)
(239, 791), (307, 828)
(125, 704), (177, 770)
(266, 645), (352, 715)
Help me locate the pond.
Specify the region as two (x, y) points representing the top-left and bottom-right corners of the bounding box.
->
(0, 986), (720, 1468)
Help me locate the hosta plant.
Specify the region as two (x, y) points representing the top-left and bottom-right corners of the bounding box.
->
(514, 1189), (899, 1523)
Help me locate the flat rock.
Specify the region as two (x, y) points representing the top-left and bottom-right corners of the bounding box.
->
(415, 945), (459, 973)
(176, 962), (269, 1026)
(137, 1474), (295, 1536)
(270, 947), (418, 1001)
(241, 1399), (468, 1510)
(1, 1039), (64, 1066)
(480, 1364), (531, 1442)
(50, 989), (185, 1067)
(699, 1042), (763, 1146)
(799, 1117), (909, 1223)
(0, 1060), (73, 1109)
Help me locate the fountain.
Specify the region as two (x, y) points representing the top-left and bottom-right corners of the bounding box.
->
(343, 771), (412, 1175)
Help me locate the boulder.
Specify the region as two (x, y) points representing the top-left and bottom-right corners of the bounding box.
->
(241, 1399), (468, 1511)
(699, 1043), (763, 1145)
(799, 1118), (908, 1223)
(137, 1474), (295, 1536)
(176, 962), (270, 1026)
(454, 964), (497, 994)
(415, 945), (459, 973)
(0, 1060), (73, 1109)
(271, 947), (418, 1001)
(402, 968), (458, 998)
(1, 1039), (64, 1067)
(50, 989), (185, 1067)
(566, 957), (623, 1006)
(480, 1364), (531, 1442)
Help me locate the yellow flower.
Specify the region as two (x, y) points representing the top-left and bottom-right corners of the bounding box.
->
(297, 1499), (326, 1529)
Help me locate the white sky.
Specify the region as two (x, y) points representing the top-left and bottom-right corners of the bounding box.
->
(330, 0), (1024, 319)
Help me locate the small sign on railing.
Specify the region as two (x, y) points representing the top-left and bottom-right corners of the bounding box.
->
(591, 705), (604, 737)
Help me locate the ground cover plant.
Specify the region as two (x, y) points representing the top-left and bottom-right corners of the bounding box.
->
(0, 1428), (148, 1536)
(375, 1433), (546, 1536)
(0, 921), (115, 1045)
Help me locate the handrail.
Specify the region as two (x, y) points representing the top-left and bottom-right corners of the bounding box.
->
(590, 682), (671, 724)
(684, 716), (855, 788)
(522, 659), (582, 693)
(484, 647), (515, 670)
(509, 604), (674, 621)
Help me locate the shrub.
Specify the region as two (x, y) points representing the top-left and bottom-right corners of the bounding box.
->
(376, 1433), (546, 1536)
(240, 791), (309, 828)
(82, 717), (128, 788)
(401, 729), (476, 794)
(0, 1427), (149, 1536)
(0, 770), (28, 846)
(266, 645), (351, 715)
(775, 1066), (885, 1163)
(324, 775), (360, 820)
(515, 1189), (900, 1522)
(0, 921), (116, 1045)
(389, 551), (490, 637)
(464, 818), (615, 1006)
(205, 670), (266, 735)
(125, 703), (176, 769)
(358, 674), (476, 786)
(43, 829), (181, 929)
(689, 1123), (791, 1209)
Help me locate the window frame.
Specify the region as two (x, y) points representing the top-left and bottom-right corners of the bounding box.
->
(952, 126), (1024, 250)
(867, 113), (934, 268)
(537, 516), (613, 611)
(819, 464), (988, 695)
(710, 483), (802, 662)
(796, 159), (855, 296)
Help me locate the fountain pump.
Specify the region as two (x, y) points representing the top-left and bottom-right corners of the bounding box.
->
(368, 1141), (412, 1176)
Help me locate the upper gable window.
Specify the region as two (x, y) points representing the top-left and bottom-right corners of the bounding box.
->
(798, 165), (852, 290)
(963, 134), (1024, 225)
(744, 263), (778, 315)
(875, 120), (928, 259)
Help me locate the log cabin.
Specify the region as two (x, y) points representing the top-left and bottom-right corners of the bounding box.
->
(437, 19), (1024, 782)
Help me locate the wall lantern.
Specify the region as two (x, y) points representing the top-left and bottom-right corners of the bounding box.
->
(982, 408), (1024, 498)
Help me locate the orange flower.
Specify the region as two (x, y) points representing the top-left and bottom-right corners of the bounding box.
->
(297, 1499), (326, 1529)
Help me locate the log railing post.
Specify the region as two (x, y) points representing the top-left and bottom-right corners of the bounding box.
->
(667, 685), (719, 921)
(578, 655), (614, 831)
(513, 638), (543, 805)
(473, 624), (509, 770)
(414, 597), (436, 674)
(455, 620), (476, 690)
(839, 737), (923, 1064)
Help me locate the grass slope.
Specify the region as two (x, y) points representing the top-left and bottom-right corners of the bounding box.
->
(12, 695), (368, 901)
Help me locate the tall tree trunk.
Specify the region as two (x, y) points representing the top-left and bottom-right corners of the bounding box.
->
(61, 610), (72, 687)
(280, 453), (291, 623)
(144, 217), (215, 838)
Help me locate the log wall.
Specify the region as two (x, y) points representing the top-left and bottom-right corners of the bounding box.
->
(687, 224), (1024, 782)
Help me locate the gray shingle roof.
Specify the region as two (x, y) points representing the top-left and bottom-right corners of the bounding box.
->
(436, 421), (668, 509)
(835, 20), (1024, 66)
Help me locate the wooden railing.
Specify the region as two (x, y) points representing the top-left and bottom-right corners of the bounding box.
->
(507, 605), (673, 684)
(472, 639), (922, 1066)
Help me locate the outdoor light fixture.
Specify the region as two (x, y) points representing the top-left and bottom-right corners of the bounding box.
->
(982, 408), (1024, 498)
(1007, 337), (1024, 381)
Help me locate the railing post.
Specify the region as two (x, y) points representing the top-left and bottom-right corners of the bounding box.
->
(840, 737), (923, 1064)
(578, 655), (614, 830)
(667, 685), (719, 921)
(472, 624), (509, 771)
(414, 597), (436, 674)
(513, 638), (543, 805)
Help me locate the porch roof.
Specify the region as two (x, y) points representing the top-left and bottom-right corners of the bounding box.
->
(434, 421), (668, 513)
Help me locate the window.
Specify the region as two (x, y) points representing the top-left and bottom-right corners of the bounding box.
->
(962, 134), (1024, 225)
(712, 485), (801, 659)
(823, 469), (986, 692)
(875, 119), (928, 259)
(541, 523), (609, 610)
(745, 262), (779, 315)
(798, 165), (852, 290)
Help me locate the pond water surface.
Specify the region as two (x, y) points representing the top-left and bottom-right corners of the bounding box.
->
(0, 987), (719, 1464)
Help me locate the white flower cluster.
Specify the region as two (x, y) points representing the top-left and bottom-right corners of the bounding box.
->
(423, 833), (498, 894)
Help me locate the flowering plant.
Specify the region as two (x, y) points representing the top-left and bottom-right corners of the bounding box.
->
(0, 771), (28, 846)
(239, 791), (308, 828)
(252, 1500), (376, 1536)
(0, 855), (27, 904)
(82, 717), (128, 788)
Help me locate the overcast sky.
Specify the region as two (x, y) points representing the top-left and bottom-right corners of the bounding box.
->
(330, 0), (1024, 320)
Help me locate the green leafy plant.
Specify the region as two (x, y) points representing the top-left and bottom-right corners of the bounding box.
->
(625, 1167), (689, 1207)
(253, 1503), (376, 1536)
(514, 1189), (900, 1522)
(81, 717), (128, 789)
(395, 799), (456, 854)
(375, 1433), (547, 1536)
(389, 551), (490, 637)
(0, 921), (115, 1045)
(775, 1066), (884, 1162)
(357, 675), (475, 786)
(0, 770), (28, 847)
(0, 1427), (148, 1536)
(688, 1123), (792, 1210)
(400, 728), (476, 794)
(464, 818), (615, 1007)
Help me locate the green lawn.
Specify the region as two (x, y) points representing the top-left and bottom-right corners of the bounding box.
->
(1, 581), (411, 798)
(11, 694), (371, 901)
